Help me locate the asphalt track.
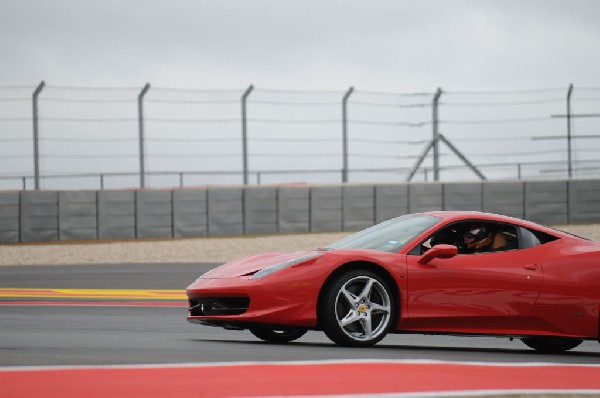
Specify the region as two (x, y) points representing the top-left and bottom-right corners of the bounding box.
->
(1, 263), (600, 397)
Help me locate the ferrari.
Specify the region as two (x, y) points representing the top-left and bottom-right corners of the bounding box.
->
(186, 211), (600, 352)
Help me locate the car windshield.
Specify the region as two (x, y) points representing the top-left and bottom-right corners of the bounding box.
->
(325, 214), (441, 253)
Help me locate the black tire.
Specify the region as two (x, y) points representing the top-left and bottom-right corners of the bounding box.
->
(521, 336), (583, 353)
(318, 269), (394, 347)
(249, 328), (307, 343)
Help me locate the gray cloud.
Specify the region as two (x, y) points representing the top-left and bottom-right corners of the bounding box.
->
(1, 0), (599, 89)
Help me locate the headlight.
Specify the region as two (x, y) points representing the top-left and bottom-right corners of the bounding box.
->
(250, 253), (323, 280)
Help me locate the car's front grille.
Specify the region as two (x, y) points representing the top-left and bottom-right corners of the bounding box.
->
(188, 297), (250, 316)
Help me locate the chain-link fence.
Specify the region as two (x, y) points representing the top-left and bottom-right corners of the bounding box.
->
(1, 83), (599, 190)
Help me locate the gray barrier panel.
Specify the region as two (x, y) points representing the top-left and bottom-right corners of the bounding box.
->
(136, 190), (173, 238)
(343, 186), (374, 231)
(244, 187), (277, 235)
(59, 191), (97, 240)
(443, 183), (482, 211)
(409, 183), (443, 213)
(20, 191), (59, 242)
(0, 192), (19, 242)
(568, 179), (600, 223)
(311, 186), (342, 232)
(278, 187), (310, 233)
(525, 180), (568, 225)
(208, 188), (243, 235)
(482, 182), (524, 218)
(375, 185), (409, 223)
(173, 189), (207, 237)
(98, 190), (136, 239)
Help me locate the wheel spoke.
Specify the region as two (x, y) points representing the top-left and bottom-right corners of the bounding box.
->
(360, 315), (373, 337)
(340, 286), (358, 306)
(370, 302), (390, 315)
(339, 309), (360, 327)
(358, 278), (374, 301)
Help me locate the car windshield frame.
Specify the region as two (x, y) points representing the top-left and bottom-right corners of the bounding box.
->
(325, 214), (442, 253)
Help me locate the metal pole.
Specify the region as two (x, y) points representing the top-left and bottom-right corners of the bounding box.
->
(406, 139), (434, 182)
(100, 174), (104, 190)
(32, 81), (45, 190)
(342, 86), (354, 183)
(137, 83), (151, 188)
(566, 83), (574, 178)
(432, 88), (443, 181)
(241, 85), (254, 185)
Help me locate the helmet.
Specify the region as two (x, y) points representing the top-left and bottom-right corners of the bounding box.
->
(463, 226), (491, 249)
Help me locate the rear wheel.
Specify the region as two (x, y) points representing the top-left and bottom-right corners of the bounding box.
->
(249, 328), (307, 343)
(521, 337), (583, 353)
(319, 269), (394, 347)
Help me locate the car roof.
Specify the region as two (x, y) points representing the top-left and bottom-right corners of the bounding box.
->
(418, 211), (573, 239)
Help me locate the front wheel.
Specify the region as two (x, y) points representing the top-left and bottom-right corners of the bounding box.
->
(318, 269), (394, 347)
(249, 328), (307, 343)
(521, 337), (583, 353)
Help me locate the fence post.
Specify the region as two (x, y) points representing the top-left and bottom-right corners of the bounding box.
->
(432, 88), (443, 181)
(137, 83), (151, 188)
(566, 83), (574, 178)
(342, 86), (354, 183)
(241, 85), (254, 185)
(32, 81), (45, 190)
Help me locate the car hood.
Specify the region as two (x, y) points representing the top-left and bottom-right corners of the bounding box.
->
(200, 250), (318, 279)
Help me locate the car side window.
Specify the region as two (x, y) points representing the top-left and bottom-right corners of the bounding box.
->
(519, 227), (557, 249)
(413, 221), (519, 255)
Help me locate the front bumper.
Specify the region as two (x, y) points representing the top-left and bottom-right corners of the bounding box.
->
(186, 276), (320, 329)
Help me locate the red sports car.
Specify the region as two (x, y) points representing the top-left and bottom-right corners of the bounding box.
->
(186, 211), (600, 352)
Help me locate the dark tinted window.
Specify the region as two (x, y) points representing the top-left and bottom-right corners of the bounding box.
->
(520, 227), (558, 249)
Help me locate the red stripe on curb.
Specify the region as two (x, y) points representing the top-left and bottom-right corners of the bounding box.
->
(2, 361), (600, 397)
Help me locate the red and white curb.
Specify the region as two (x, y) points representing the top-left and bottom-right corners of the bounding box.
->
(2, 359), (600, 397)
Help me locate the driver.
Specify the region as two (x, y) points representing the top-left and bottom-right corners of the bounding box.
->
(460, 224), (493, 253)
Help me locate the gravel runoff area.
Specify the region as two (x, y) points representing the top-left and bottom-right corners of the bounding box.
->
(0, 224), (599, 266)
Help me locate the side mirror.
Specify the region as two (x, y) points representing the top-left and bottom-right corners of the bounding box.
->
(418, 244), (458, 265)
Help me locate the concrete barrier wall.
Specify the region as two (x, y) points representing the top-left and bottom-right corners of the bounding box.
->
(0, 192), (20, 242)
(136, 190), (173, 238)
(244, 187), (277, 235)
(98, 190), (135, 239)
(173, 189), (207, 237)
(208, 188), (243, 236)
(3, 179), (600, 243)
(343, 186), (375, 231)
(278, 187), (310, 233)
(443, 183), (482, 211)
(311, 186), (342, 232)
(59, 191), (97, 240)
(375, 185), (408, 223)
(20, 191), (59, 242)
(568, 180), (600, 224)
(525, 181), (568, 225)
(482, 182), (524, 219)
(409, 183), (443, 213)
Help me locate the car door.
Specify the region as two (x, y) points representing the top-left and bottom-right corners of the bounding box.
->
(403, 238), (543, 334)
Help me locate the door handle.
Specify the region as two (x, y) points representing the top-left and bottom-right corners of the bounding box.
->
(523, 263), (538, 271)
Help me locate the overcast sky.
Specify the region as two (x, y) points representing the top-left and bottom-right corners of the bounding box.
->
(2, 0), (600, 91)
